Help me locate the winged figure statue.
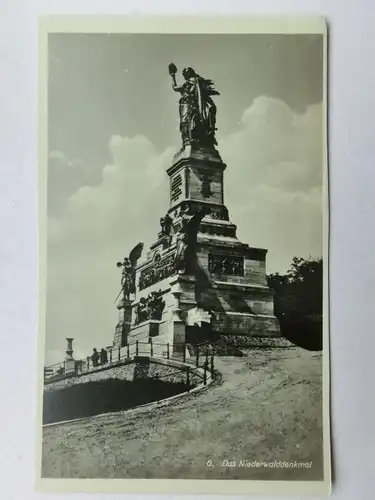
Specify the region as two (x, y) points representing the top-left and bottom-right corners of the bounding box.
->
(116, 242), (144, 301)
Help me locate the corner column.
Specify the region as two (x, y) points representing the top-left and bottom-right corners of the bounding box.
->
(169, 274), (197, 357)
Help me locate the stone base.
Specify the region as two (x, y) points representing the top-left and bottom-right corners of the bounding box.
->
(119, 137), (280, 348)
(211, 312), (280, 337)
(126, 255), (280, 353)
(172, 143), (223, 164)
(170, 320), (186, 357)
(113, 300), (132, 348)
(64, 358), (76, 374)
(128, 319), (161, 343)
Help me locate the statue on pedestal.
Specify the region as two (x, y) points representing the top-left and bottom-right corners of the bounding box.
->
(159, 213), (173, 244)
(134, 297), (149, 325)
(174, 228), (189, 274)
(174, 207), (210, 274)
(116, 242), (144, 302)
(169, 63), (220, 148)
(148, 291), (166, 320)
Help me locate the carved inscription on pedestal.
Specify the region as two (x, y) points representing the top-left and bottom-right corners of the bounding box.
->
(184, 168), (190, 198)
(171, 174), (183, 202)
(208, 254), (244, 276)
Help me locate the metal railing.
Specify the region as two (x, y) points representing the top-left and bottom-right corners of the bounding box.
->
(43, 361), (65, 378)
(44, 339), (215, 386)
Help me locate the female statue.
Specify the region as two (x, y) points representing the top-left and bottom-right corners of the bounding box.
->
(169, 64), (219, 148)
(174, 228), (189, 273)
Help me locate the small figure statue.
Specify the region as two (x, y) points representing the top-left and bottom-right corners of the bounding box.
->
(222, 257), (234, 275)
(148, 290), (166, 321)
(134, 291), (165, 325)
(164, 213), (173, 235)
(168, 63), (220, 148)
(174, 228), (189, 274)
(159, 217), (166, 235)
(174, 207), (210, 274)
(134, 297), (149, 325)
(159, 213), (173, 244)
(233, 259), (243, 276)
(116, 242), (144, 302)
(208, 255), (221, 274)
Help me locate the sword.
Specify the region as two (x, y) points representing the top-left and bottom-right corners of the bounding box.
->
(113, 288), (122, 304)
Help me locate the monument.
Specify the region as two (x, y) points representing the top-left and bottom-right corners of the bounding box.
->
(113, 64), (280, 353)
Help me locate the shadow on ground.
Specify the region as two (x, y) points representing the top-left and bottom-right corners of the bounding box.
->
(281, 317), (323, 351)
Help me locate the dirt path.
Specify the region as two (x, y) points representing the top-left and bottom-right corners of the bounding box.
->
(42, 347), (323, 480)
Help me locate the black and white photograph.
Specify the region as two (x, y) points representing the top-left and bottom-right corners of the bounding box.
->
(37, 16), (330, 495)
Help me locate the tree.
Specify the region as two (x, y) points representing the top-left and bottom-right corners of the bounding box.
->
(267, 257), (323, 351)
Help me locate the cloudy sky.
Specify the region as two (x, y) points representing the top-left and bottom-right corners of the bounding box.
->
(46, 33), (324, 364)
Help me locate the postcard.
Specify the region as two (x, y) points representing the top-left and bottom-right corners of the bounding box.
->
(36, 15), (330, 495)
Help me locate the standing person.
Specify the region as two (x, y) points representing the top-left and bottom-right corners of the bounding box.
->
(100, 348), (108, 365)
(91, 348), (100, 367)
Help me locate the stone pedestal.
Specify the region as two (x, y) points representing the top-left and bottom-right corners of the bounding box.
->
(130, 319), (161, 342)
(113, 299), (132, 348)
(114, 143), (280, 350)
(64, 359), (76, 374)
(169, 275), (189, 356)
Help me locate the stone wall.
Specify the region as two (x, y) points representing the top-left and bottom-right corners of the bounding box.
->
(134, 359), (201, 386)
(188, 166), (223, 204)
(44, 357), (204, 393)
(196, 285), (275, 316)
(211, 312), (280, 337)
(44, 361), (135, 392)
(129, 320), (162, 343)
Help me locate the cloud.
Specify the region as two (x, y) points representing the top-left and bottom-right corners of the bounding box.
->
(45, 96), (323, 364)
(46, 136), (174, 363)
(50, 136), (173, 247)
(220, 96), (323, 272)
(48, 150), (91, 216)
